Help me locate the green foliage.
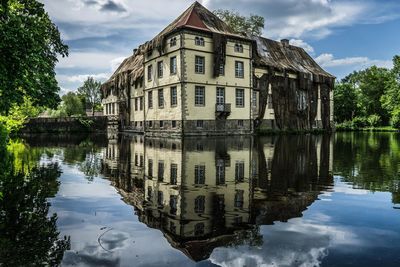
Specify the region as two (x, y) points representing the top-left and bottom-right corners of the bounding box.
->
(0, 96), (41, 133)
(78, 77), (102, 116)
(0, 0), (68, 114)
(0, 122), (8, 153)
(61, 92), (85, 117)
(213, 9), (264, 36)
(333, 83), (358, 122)
(351, 116), (368, 128)
(0, 161), (70, 266)
(390, 109), (400, 129)
(367, 114), (381, 127)
(335, 55), (400, 128)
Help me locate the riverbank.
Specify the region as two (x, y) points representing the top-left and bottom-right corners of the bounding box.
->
(335, 126), (400, 132)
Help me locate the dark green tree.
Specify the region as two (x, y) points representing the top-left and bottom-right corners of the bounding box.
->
(0, 159), (70, 266)
(77, 77), (102, 116)
(343, 66), (394, 124)
(213, 9), (264, 36)
(62, 92), (85, 117)
(333, 83), (359, 123)
(0, 0), (68, 114)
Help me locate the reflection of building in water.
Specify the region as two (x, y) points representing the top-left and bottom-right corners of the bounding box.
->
(102, 135), (333, 261)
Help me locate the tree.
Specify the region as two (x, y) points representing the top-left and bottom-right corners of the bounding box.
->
(0, 0), (68, 114)
(342, 66), (393, 124)
(62, 92), (85, 117)
(213, 9), (264, 36)
(77, 77), (102, 116)
(333, 83), (358, 123)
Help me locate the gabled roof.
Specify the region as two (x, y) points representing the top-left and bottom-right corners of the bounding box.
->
(253, 36), (334, 79)
(101, 53), (144, 94)
(156, 1), (245, 38)
(138, 1), (249, 54)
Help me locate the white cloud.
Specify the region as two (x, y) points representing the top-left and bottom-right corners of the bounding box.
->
(289, 39), (315, 54)
(57, 51), (126, 70)
(315, 53), (393, 69)
(58, 73), (110, 83)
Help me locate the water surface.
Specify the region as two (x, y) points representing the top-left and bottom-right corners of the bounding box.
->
(1, 132), (400, 266)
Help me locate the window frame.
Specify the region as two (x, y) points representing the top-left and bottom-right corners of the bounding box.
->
(147, 64), (153, 81)
(195, 86), (205, 106)
(157, 61), (163, 78)
(148, 91), (153, 109)
(170, 56), (177, 75)
(195, 55), (205, 74)
(195, 36), (205, 46)
(236, 88), (245, 108)
(158, 89), (164, 108)
(170, 86), (177, 107)
(235, 61), (244, 78)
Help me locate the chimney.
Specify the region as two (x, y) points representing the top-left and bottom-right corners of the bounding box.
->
(133, 48), (138, 55)
(281, 39), (289, 47)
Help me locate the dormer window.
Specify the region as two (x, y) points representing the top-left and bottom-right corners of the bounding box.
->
(147, 49), (153, 58)
(234, 43), (243, 53)
(195, 36), (205, 46)
(170, 37), (177, 47)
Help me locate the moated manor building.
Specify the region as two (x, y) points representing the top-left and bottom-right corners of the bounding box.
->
(101, 2), (334, 136)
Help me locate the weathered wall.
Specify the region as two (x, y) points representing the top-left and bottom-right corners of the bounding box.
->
(20, 116), (107, 134)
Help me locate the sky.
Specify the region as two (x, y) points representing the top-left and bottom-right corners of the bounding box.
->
(39, 0), (400, 95)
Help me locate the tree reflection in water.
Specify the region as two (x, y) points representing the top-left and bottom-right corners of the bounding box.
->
(0, 144), (70, 266)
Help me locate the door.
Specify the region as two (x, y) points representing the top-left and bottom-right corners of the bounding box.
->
(216, 87), (225, 111)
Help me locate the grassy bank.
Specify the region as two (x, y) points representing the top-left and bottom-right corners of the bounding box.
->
(335, 126), (399, 132)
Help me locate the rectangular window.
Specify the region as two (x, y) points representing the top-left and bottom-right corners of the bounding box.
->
(235, 61), (244, 78)
(216, 161), (225, 185)
(170, 86), (177, 107)
(234, 190), (244, 208)
(148, 159), (153, 178)
(134, 154), (138, 166)
(135, 98), (138, 111)
(158, 89), (164, 108)
(252, 91), (257, 107)
(139, 97), (143, 111)
(147, 65), (153, 81)
(219, 63), (225, 76)
(158, 161), (164, 181)
(195, 56), (205, 74)
(170, 195), (177, 215)
(195, 86), (205, 106)
(238, 120), (244, 127)
(160, 120), (164, 128)
(236, 89), (245, 107)
(170, 163), (177, 185)
(194, 196), (205, 213)
(170, 56), (177, 74)
(148, 91), (153, 109)
(172, 120), (177, 128)
(149, 121), (153, 128)
(235, 161), (245, 182)
(157, 61), (163, 78)
(194, 165), (205, 184)
(196, 120), (204, 128)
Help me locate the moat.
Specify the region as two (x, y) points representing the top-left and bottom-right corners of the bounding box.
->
(1, 132), (400, 266)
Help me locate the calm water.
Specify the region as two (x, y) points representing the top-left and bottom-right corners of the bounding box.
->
(1, 132), (400, 267)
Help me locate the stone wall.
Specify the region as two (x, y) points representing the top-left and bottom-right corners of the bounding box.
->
(20, 116), (107, 134)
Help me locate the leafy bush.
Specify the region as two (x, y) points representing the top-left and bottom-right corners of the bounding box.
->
(335, 120), (354, 131)
(391, 109), (400, 129)
(367, 114), (381, 127)
(0, 122), (8, 152)
(351, 116), (368, 128)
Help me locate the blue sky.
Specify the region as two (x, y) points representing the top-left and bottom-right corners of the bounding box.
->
(39, 0), (400, 95)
